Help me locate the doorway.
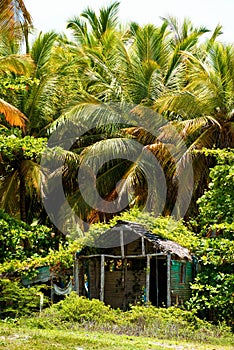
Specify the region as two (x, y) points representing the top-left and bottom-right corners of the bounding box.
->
(149, 257), (167, 306)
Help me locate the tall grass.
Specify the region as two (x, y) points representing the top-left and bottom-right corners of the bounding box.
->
(18, 292), (233, 346)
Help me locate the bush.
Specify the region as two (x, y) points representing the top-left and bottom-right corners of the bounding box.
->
(23, 294), (233, 344)
(51, 292), (118, 324)
(0, 210), (60, 263)
(0, 279), (49, 318)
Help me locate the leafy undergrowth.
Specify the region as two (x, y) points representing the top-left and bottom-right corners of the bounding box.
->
(12, 293), (234, 347)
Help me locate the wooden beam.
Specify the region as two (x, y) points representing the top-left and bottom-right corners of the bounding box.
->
(146, 255), (150, 304)
(100, 254), (105, 302)
(167, 253), (171, 307)
(141, 236), (145, 255)
(73, 255), (79, 295)
(156, 255), (159, 307)
(120, 229), (124, 257)
(123, 258), (128, 310)
(78, 253), (166, 259)
(50, 279), (54, 304)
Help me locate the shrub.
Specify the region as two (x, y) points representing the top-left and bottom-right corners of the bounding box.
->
(23, 294), (233, 344)
(0, 279), (49, 319)
(51, 292), (118, 324)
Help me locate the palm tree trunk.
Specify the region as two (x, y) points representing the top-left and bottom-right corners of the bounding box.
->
(19, 165), (27, 222)
(23, 25), (30, 54)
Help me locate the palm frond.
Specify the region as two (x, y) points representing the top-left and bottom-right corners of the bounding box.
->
(20, 160), (41, 197)
(0, 98), (28, 128)
(31, 31), (58, 77)
(0, 0), (32, 28)
(23, 75), (58, 129)
(155, 91), (204, 117)
(0, 170), (20, 214)
(0, 54), (32, 74)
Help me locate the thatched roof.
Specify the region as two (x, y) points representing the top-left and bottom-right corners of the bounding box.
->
(94, 220), (192, 260)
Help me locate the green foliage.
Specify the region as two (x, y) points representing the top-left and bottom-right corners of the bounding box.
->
(88, 208), (197, 250)
(188, 148), (234, 325)
(0, 210), (59, 263)
(188, 272), (234, 323)
(188, 236), (234, 325)
(0, 133), (47, 221)
(23, 293), (233, 344)
(196, 238), (234, 268)
(0, 210), (81, 319)
(0, 134), (47, 162)
(197, 149), (234, 238)
(0, 76), (39, 96)
(0, 279), (49, 318)
(52, 292), (117, 323)
(0, 238), (82, 279)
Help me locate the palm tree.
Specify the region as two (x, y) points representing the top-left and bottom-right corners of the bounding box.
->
(0, 133), (47, 222)
(153, 39), (234, 216)
(67, 1), (120, 47)
(66, 1), (125, 104)
(55, 17), (211, 224)
(0, 0), (32, 52)
(0, 32), (31, 129)
(0, 31), (70, 222)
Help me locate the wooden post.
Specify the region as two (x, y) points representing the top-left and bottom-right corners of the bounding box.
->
(73, 255), (79, 295)
(141, 236), (145, 255)
(156, 256), (159, 307)
(120, 229), (124, 257)
(100, 254), (105, 302)
(167, 253), (171, 307)
(123, 258), (128, 310)
(50, 278), (54, 303)
(146, 255), (150, 303)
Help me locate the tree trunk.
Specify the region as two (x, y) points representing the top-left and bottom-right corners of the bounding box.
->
(19, 165), (27, 222)
(23, 24), (30, 54)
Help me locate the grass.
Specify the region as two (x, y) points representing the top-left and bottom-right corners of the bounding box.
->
(1, 295), (233, 349)
(0, 323), (234, 350)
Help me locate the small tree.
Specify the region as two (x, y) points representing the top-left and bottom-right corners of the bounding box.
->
(188, 149), (234, 325)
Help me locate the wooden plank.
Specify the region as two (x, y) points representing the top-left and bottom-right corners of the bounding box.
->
(73, 257), (79, 295)
(167, 253), (171, 307)
(156, 256), (159, 307)
(100, 255), (105, 302)
(123, 258), (127, 309)
(120, 229), (125, 257)
(78, 253), (166, 259)
(141, 236), (145, 256)
(146, 255), (150, 303)
(50, 279), (54, 304)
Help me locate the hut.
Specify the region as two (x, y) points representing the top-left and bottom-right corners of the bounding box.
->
(74, 220), (194, 309)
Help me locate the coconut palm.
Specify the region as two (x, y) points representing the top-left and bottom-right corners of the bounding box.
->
(0, 31), (32, 129)
(0, 31), (71, 222)
(153, 39), (234, 216)
(50, 17), (212, 225)
(66, 1), (125, 105)
(67, 1), (120, 47)
(0, 0), (32, 52)
(43, 17), (207, 221)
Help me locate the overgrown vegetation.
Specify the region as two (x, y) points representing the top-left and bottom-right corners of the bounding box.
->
(90, 208), (198, 249)
(0, 0), (233, 341)
(0, 279), (49, 318)
(0, 210), (58, 262)
(187, 149), (234, 325)
(17, 293), (234, 345)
